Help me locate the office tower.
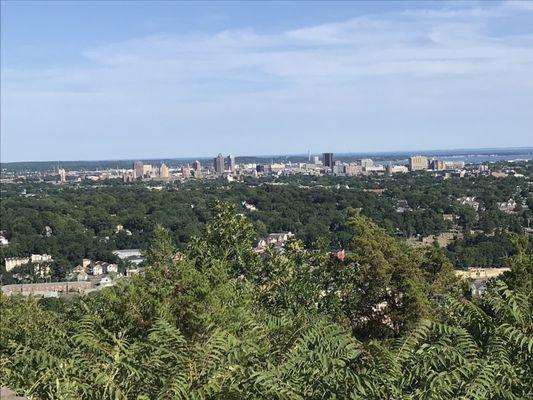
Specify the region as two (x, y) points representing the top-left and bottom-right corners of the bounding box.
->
(142, 164), (153, 177)
(133, 161), (144, 179)
(345, 163), (362, 176)
(58, 168), (66, 183)
(159, 163), (169, 179)
(214, 153), (225, 174)
(192, 160), (202, 178)
(408, 156), (429, 171)
(333, 164), (345, 175)
(431, 159), (445, 171)
(360, 158), (374, 168)
(323, 152), (334, 169)
(227, 154), (236, 172)
(182, 163), (191, 179)
(313, 155), (320, 164)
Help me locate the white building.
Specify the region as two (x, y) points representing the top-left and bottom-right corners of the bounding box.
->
(31, 254), (53, 263)
(444, 161), (466, 170)
(92, 263), (105, 276)
(112, 249), (146, 266)
(457, 196), (480, 211)
(58, 168), (66, 183)
(91, 261), (118, 276)
(364, 165), (385, 173)
(360, 159), (374, 168)
(4, 254), (53, 272)
(256, 232), (295, 252)
(5, 257), (30, 272)
(107, 263), (118, 274)
(391, 165), (409, 173)
(499, 199), (517, 213)
(113, 249), (142, 259)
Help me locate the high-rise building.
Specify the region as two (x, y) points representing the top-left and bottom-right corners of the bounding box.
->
(333, 163), (345, 175)
(192, 160), (202, 178)
(345, 163), (363, 176)
(214, 153), (225, 175)
(431, 159), (445, 171)
(159, 163), (169, 179)
(58, 167), (66, 183)
(143, 164), (154, 178)
(408, 156), (428, 171)
(133, 161), (144, 179)
(227, 154), (236, 172)
(182, 163), (191, 179)
(323, 153), (334, 169)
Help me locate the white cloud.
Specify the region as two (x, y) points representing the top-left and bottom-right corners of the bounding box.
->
(2, 1), (533, 161)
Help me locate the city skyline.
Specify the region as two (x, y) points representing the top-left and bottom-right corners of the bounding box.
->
(2, 1), (533, 162)
(1, 145), (533, 165)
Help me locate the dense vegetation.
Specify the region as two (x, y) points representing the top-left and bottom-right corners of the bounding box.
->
(1, 165), (531, 282)
(1, 203), (532, 399)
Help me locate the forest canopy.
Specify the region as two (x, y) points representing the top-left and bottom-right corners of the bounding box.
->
(1, 169), (531, 283)
(1, 203), (532, 399)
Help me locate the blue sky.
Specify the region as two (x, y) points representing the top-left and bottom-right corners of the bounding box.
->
(1, 1), (533, 162)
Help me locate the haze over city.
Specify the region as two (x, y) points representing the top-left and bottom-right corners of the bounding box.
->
(2, 0), (533, 162)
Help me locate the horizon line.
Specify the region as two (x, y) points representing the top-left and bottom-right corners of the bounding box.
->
(1, 146), (533, 165)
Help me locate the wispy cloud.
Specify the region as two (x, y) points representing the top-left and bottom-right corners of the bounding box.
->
(2, 1), (533, 161)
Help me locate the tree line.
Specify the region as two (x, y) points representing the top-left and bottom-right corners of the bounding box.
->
(1, 202), (532, 399)
(1, 167), (531, 282)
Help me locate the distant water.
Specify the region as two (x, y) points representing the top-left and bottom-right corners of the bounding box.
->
(375, 152), (533, 166)
(439, 153), (533, 164)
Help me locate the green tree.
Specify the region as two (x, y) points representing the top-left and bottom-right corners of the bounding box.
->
(320, 209), (431, 338)
(146, 225), (175, 270)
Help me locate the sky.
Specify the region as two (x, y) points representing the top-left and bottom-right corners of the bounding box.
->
(1, 1), (533, 162)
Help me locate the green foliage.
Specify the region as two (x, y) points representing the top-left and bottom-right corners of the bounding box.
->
(319, 210), (436, 339)
(1, 202), (532, 399)
(2, 282), (531, 399)
(187, 200), (260, 278)
(146, 225), (175, 269)
(2, 168), (532, 287)
(503, 234), (533, 294)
